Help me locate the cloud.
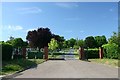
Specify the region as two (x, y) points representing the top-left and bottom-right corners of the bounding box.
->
(55, 3), (79, 8)
(17, 7), (42, 14)
(8, 25), (23, 31)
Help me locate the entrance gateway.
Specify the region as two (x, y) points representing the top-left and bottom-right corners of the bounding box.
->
(44, 47), (104, 60)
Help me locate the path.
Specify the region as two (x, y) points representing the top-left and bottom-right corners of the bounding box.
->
(11, 60), (118, 78)
(62, 48), (76, 60)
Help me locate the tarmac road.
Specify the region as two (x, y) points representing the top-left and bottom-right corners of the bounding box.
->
(13, 60), (118, 78)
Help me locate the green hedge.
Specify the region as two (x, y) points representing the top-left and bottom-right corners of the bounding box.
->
(84, 49), (99, 59)
(2, 42), (13, 61)
(36, 52), (43, 59)
(102, 43), (119, 59)
(27, 52), (43, 59)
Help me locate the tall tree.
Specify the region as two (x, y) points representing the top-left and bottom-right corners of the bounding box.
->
(95, 35), (107, 48)
(26, 27), (52, 50)
(68, 38), (76, 48)
(108, 32), (119, 45)
(84, 36), (96, 48)
(52, 34), (65, 49)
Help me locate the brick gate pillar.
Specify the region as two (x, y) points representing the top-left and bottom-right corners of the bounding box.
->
(79, 47), (84, 60)
(44, 46), (48, 61)
(99, 47), (103, 59)
(22, 47), (26, 59)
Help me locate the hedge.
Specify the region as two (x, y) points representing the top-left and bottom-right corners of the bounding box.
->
(84, 49), (99, 59)
(102, 43), (119, 59)
(2, 42), (13, 61)
(27, 51), (43, 59)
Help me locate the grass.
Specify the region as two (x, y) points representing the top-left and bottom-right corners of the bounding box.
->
(89, 58), (119, 67)
(1, 59), (45, 75)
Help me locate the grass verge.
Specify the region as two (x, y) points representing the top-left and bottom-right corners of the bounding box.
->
(1, 59), (45, 75)
(89, 58), (119, 67)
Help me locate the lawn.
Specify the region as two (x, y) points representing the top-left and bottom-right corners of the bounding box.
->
(89, 58), (119, 67)
(1, 59), (45, 75)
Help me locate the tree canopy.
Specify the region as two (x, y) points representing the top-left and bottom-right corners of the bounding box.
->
(26, 27), (52, 49)
(48, 38), (58, 51)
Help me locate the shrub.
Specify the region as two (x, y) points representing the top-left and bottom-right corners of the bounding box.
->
(84, 49), (99, 59)
(2, 42), (13, 61)
(102, 43), (119, 59)
(13, 54), (24, 59)
(36, 52), (43, 59)
(27, 52), (36, 59)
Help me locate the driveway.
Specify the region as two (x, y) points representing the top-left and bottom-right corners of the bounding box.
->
(13, 60), (118, 78)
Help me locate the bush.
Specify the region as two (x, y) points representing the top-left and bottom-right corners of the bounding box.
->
(102, 43), (119, 59)
(13, 54), (24, 59)
(36, 52), (43, 59)
(27, 51), (43, 59)
(84, 49), (99, 59)
(2, 42), (13, 61)
(27, 52), (36, 59)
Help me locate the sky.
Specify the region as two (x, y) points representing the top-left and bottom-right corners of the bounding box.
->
(1, 2), (118, 41)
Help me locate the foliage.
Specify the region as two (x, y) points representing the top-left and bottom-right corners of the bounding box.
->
(102, 43), (119, 59)
(27, 52), (36, 59)
(27, 51), (43, 59)
(63, 41), (68, 48)
(94, 35), (107, 48)
(108, 32), (120, 45)
(1, 42), (13, 61)
(67, 38), (76, 48)
(6, 37), (28, 48)
(84, 49), (99, 59)
(74, 39), (84, 49)
(26, 28), (52, 49)
(52, 34), (65, 49)
(84, 36), (96, 48)
(48, 38), (58, 51)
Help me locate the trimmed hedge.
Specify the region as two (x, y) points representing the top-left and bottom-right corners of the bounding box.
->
(2, 42), (13, 61)
(84, 49), (99, 59)
(27, 52), (36, 59)
(36, 52), (43, 59)
(13, 54), (24, 59)
(27, 52), (43, 59)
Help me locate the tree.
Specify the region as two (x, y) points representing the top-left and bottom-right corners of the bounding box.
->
(95, 35), (107, 48)
(63, 40), (68, 48)
(74, 39), (84, 49)
(108, 32), (119, 45)
(68, 38), (76, 48)
(48, 38), (58, 52)
(6, 37), (28, 48)
(84, 36), (96, 48)
(26, 27), (52, 50)
(52, 34), (65, 50)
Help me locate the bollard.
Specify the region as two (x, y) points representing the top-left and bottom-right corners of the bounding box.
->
(99, 47), (103, 59)
(44, 46), (48, 61)
(22, 47), (26, 59)
(79, 47), (84, 60)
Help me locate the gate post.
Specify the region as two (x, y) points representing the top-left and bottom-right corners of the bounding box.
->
(44, 46), (48, 61)
(79, 47), (84, 60)
(22, 47), (26, 59)
(99, 47), (103, 59)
